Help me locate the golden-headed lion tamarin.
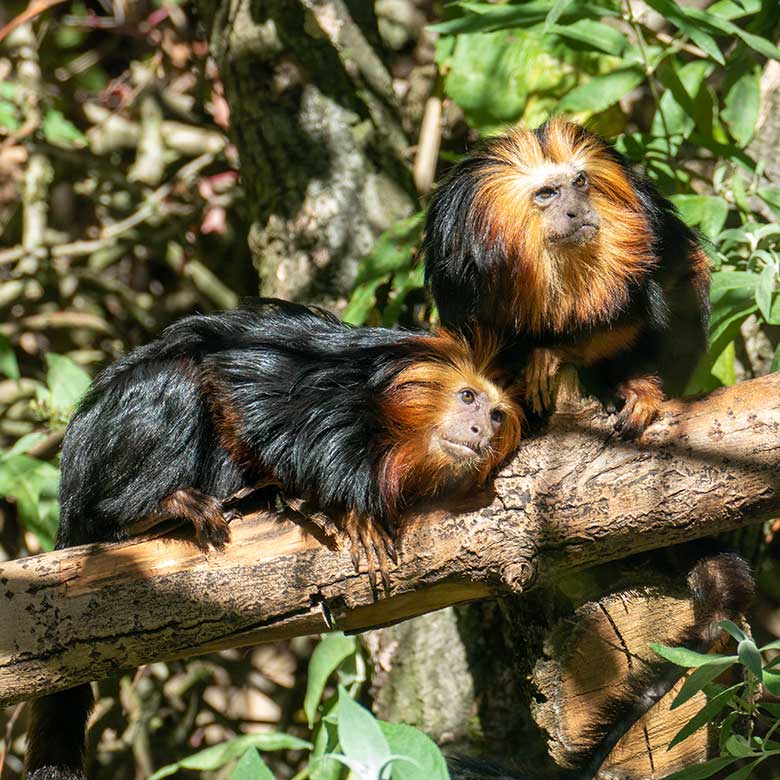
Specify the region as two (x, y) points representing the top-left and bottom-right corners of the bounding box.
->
(424, 118), (711, 435)
(26, 298), (522, 780)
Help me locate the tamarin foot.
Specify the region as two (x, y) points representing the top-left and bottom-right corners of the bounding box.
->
(157, 488), (232, 550)
(344, 511), (398, 594)
(613, 375), (664, 438)
(524, 348), (562, 415)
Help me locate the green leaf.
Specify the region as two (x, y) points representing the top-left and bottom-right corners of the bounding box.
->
(542, 0), (570, 33)
(710, 270), (760, 296)
(758, 186), (780, 215)
(756, 263), (776, 323)
(382, 266), (426, 327)
(668, 684), (740, 749)
(653, 60), (715, 141)
(337, 686), (391, 777)
(442, 31), (537, 128)
(762, 669), (780, 696)
(345, 212), (423, 324)
(718, 620), (747, 643)
(643, 0), (725, 64)
(710, 341), (735, 387)
(0, 99), (20, 131)
(737, 638), (763, 678)
(304, 634), (357, 727)
(722, 64), (761, 147)
(45, 353), (91, 417)
(548, 19), (627, 55)
(379, 722), (449, 780)
(6, 431), (48, 457)
(353, 213), (423, 287)
(430, 2), (563, 35)
(771, 344), (780, 373)
(231, 748), (275, 780)
(148, 734), (311, 780)
(671, 660), (736, 710)
(557, 67), (645, 114)
(0, 333), (19, 380)
(669, 195), (729, 240)
(723, 758), (764, 780)
(683, 7), (780, 60)
(0, 454), (60, 549)
(724, 734), (754, 758)
(650, 643), (737, 668)
(731, 172), (750, 214)
(310, 702), (342, 780)
(344, 279), (384, 326)
(663, 756), (739, 780)
(42, 109), (87, 149)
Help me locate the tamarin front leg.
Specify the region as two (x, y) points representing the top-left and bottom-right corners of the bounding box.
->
(343, 510), (398, 593)
(613, 374), (665, 438)
(524, 347), (563, 415)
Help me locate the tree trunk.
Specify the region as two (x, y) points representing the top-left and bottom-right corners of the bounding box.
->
(197, 0), (417, 304)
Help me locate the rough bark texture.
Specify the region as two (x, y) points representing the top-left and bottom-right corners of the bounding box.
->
(198, 0), (416, 303)
(532, 579), (714, 777)
(1, 371), (778, 708)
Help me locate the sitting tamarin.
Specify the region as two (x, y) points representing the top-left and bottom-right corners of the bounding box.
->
(424, 118), (711, 436)
(26, 298), (522, 780)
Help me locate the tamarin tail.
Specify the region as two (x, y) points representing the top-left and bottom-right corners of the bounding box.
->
(25, 685), (94, 780)
(447, 554), (754, 780)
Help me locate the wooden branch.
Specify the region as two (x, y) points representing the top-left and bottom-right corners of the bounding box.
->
(1, 372), (779, 707)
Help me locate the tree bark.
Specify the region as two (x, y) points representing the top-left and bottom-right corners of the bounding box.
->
(1, 371), (778, 708)
(197, 0), (417, 304)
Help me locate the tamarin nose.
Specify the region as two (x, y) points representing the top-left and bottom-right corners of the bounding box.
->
(470, 424), (481, 434)
(567, 209), (578, 219)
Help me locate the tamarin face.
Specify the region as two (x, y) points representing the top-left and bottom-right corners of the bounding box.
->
(533, 167), (600, 246)
(466, 118), (657, 332)
(379, 332), (522, 509)
(432, 384), (509, 466)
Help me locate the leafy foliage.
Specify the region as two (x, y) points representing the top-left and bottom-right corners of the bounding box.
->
(651, 626), (780, 777)
(348, 0), (780, 395)
(150, 633), (450, 780)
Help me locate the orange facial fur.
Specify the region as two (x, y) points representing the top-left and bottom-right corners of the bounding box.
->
(377, 330), (522, 514)
(471, 117), (656, 333)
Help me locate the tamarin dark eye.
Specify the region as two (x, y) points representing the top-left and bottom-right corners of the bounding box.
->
(534, 187), (558, 204)
(574, 172), (589, 189)
(459, 388), (476, 404)
(490, 408), (504, 424)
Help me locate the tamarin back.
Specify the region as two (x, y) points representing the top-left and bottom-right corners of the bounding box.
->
(28, 299), (523, 780)
(424, 118), (711, 435)
(57, 299), (522, 551)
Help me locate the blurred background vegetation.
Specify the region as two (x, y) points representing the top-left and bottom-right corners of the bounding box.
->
(1, 0), (779, 778)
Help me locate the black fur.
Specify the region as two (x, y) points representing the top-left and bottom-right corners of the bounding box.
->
(26, 685), (94, 780)
(28, 298), (471, 780)
(56, 298), (448, 549)
(423, 121), (709, 400)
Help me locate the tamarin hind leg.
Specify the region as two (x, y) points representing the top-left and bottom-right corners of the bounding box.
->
(142, 488), (233, 549)
(614, 374), (664, 438)
(343, 511), (398, 595)
(524, 347), (562, 415)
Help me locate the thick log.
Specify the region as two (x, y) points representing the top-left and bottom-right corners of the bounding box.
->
(1, 372), (778, 707)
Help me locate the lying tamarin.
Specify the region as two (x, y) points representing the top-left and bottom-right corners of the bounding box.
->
(424, 118), (711, 435)
(26, 298), (522, 780)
